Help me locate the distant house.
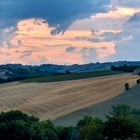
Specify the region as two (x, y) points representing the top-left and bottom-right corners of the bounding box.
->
(132, 68), (140, 75)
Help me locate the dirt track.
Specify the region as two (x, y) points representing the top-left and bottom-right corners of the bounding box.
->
(0, 74), (139, 120)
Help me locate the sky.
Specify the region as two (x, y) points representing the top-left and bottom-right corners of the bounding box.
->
(0, 0), (140, 65)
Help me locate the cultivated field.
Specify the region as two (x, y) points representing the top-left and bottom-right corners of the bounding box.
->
(0, 74), (139, 121)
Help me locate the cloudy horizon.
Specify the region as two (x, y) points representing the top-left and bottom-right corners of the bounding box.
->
(0, 0), (140, 65)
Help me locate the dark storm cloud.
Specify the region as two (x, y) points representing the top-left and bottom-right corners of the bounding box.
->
(0, 0), (111, 34)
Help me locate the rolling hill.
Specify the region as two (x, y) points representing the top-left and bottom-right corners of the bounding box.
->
(54, 82), (140, 126)
(0, 73), (139, 122)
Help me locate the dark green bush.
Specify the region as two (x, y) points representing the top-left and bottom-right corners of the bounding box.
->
(137, 79), (140, 84)
(110, 104), (133, 117)
(125, 83), (130, 91)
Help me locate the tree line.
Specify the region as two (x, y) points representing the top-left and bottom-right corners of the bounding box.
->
(0, 105), (140, 140)
(111, 65), (140, 73)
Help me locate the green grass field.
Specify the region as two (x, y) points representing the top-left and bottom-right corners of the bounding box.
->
(22, 70), (123, 83)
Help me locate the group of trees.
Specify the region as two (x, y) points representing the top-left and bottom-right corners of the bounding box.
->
(0, 70), (72, 84)
(0, 77), (27, 84)
(76, 104), (140, 140)
(1, 105), (140, 140)
(0, 110), (74, 140)
(111, 65), (139, 73)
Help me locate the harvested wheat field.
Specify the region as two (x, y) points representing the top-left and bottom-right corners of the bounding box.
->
(0, 74), (139, 120)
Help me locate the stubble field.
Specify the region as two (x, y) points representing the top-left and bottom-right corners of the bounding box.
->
(0, 74), (139, 121)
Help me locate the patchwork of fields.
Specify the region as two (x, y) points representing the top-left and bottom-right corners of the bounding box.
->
(0, 74), (139, 121)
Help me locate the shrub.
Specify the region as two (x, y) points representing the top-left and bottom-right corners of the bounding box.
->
(108, 104), (140, 121)
(66, 71), (71, 75)
(137, 79), (140, 84)
(125, 83), (130, 91)
(109, 104), (132, 117)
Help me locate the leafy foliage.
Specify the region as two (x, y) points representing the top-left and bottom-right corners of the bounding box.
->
(103, 116), (140, 140)
(1, 105), (140, 140)
(125, 83), (130, 91)
(77, 117), (104, 140)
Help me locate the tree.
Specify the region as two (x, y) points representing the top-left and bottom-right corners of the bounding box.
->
(125, 83), (130, 91)
(38, 120), (59, 140)
(0, 110), (39, 123)
(137, 79), (140, 84)
(56, 126), (74, 140)
(103, 116), (140, 140)
(111, 66), (116, 71)
(77, 116), (104, 140)
(0, 110), (43, 140)
(66, 71), (71, 75)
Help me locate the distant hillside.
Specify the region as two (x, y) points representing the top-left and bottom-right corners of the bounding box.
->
(0, 61), (140, 82)
(1, 61), (140, 73)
